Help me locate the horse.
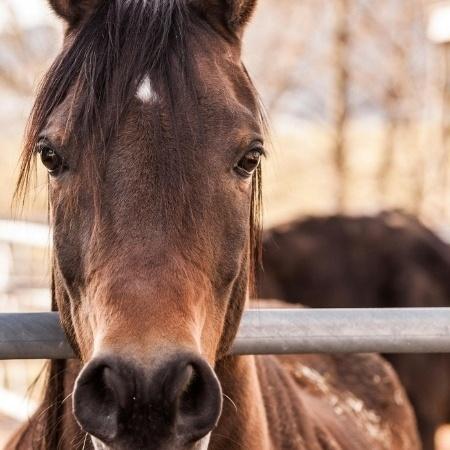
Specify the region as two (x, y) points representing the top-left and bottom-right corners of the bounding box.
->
(259, 211), (450, 450)
(8, 1), (420, 449)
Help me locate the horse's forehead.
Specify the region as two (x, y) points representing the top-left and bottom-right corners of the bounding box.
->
(42, 44), (257, 151)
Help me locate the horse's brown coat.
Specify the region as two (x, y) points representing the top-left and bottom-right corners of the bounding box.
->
(259, 211), (450, 449)
(8, 1), (420, 449)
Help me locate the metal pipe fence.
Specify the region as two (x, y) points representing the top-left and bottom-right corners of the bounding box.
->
(1, 308), (450, 359)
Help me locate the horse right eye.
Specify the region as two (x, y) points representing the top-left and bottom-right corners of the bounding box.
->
(37, 141), (65, 176)
(235, 148), (263, 178)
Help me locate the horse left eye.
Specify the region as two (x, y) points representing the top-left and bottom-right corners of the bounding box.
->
(235, 149), (262, 177)
(37, 142), (65, 175)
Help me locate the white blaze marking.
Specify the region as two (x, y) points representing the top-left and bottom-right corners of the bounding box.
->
(136, 75), (157, 103)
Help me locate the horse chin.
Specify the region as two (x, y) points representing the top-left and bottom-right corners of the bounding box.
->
(90, 433), (212, 450)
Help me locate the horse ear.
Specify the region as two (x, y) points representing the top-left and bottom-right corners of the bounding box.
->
(193, 0), (258, 35)
(48, 0), (101, 27)
(225, 0), (258, 30)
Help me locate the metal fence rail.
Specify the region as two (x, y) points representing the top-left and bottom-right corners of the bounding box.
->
(0, 220), (50, 247)
(1, 308), (450, 359)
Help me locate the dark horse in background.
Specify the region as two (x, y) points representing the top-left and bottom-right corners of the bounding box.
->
(259, 210), (450, 450)
(8, 1), (420, 449)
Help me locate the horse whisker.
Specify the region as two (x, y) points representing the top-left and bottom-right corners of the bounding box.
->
(223, 393), (238, 413)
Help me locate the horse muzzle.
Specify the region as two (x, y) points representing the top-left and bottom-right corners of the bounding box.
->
(73, 352), (222, 450)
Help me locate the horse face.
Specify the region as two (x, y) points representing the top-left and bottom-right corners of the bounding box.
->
(24, 0), (262, 448)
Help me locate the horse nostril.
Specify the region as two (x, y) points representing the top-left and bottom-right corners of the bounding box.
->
(73, 354), (222, 447)
(73, 359), (129, 443)
(179, 366), (202, 414)
(174, 358), (223, 443)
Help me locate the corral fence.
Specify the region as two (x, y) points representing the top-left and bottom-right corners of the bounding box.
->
(0, 220), (51, 423)
(1, 308), (450, 358)
(0, 220), (50, 292)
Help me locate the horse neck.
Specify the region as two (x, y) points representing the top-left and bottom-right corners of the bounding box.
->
(211, 355), (272, 450)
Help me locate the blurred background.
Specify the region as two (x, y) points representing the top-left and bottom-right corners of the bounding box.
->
(0, 0), (450, 448)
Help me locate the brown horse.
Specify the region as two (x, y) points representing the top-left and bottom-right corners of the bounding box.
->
(259, 211), (450, 450)
(8, 1), (419, 449)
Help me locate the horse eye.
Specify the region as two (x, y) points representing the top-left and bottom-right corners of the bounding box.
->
(235, 149), (263, 177)
(37, 142), (65, 175)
